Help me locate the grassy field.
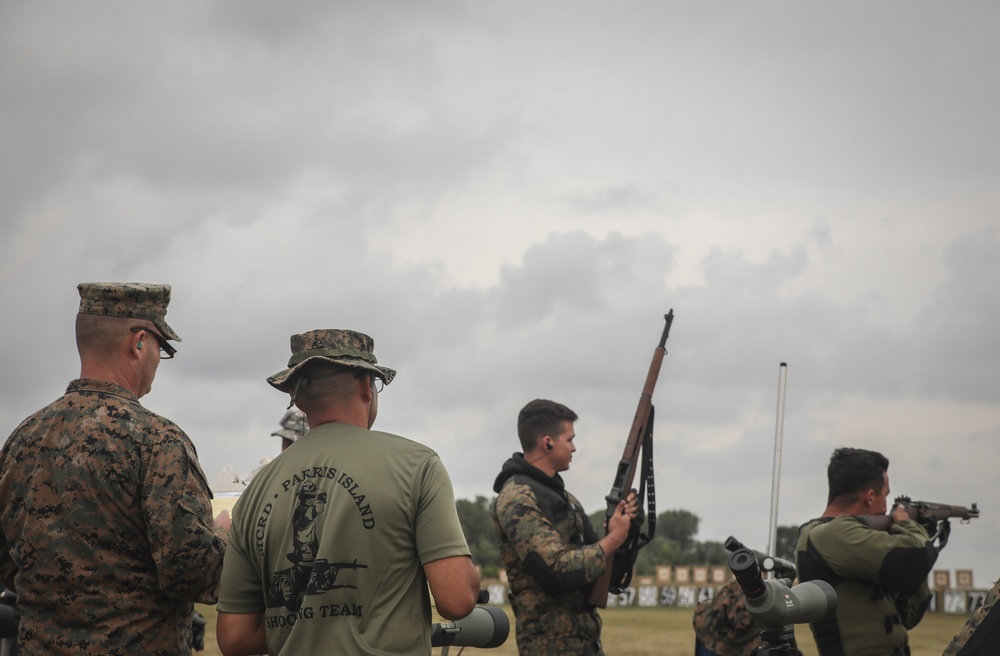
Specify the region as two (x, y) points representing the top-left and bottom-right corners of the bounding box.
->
(196, 603), (970, 655)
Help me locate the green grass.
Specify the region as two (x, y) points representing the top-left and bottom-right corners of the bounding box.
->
(196, 603), (970, 655)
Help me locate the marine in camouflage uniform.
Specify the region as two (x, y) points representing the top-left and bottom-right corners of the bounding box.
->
(0, 283), (227, 656)
(692, 578), (764, 656)
(492, 399), (636, 656)
(941, 578), (1000, 656)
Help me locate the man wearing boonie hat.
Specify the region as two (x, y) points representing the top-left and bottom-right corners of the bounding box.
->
(217, 329), (480, 656)
(0, 282), (230, 655)
(692, 578), (764, 656)
(272, 408), (309, 452)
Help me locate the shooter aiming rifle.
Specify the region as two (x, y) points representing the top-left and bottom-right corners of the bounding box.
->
(586, 310), (673, 608)
(856, 495), (979, 551)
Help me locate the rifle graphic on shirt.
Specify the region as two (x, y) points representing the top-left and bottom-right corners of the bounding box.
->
(265, 481), (368, 612)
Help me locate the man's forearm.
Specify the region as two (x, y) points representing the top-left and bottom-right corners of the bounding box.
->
(425, 555), (480, 620)
(217, 611), (267, 656)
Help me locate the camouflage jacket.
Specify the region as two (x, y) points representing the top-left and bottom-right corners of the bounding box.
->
(942, 578), (1000, 655)
(491, 454), (606, 656)
(693, 579), (763, 656)
(0, 379), (227, 655)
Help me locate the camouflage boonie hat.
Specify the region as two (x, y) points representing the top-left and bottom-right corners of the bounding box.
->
(272, 409), (309, 442)
(77, 282), (181, 341)
(267, 329), (396, 393)
(693, 579), (762, 656)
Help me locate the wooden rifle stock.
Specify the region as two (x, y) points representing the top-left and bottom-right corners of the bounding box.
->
(586, 310), (673, 608)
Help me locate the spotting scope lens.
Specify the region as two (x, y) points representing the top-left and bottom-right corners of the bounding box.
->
(729, 548), (767, 600)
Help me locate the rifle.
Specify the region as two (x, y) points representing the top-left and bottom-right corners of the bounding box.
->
(586, 310), (673, 608)
(857, 495), (979, 550)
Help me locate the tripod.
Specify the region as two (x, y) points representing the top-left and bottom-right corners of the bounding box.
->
(753, 626), (802, 656)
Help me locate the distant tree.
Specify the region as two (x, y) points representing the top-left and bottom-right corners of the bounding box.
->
(456, 496), (494, 542)
(775, 525), (800, 562)
(633, 537), (680, 575)
(685, 540), (729, 566)
(655, 509), (700, 550)
(455, 496), (502, 578)
(588, 508), (606, 535)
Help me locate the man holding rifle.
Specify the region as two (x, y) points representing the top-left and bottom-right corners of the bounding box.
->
(795, 447), (937, 656)
(492, 399), (637, 656)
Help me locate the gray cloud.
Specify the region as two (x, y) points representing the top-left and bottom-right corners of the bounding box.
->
(2, 0), (998, 588)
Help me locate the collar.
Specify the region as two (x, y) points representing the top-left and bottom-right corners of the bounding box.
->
(67, 378), (138, 401)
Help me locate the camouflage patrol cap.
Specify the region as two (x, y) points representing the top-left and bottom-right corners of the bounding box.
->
(77, 282), (181, 341)
(272, 409), (309, 442)
(267, 329), (396, 393)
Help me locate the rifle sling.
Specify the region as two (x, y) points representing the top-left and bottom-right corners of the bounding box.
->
(610, 405), (657, 593)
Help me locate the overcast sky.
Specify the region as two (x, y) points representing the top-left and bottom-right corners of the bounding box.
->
(2, 2), (998, 589)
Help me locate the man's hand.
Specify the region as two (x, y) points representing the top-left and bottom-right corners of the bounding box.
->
(623, 489), (640, 523)
(890, 503), (911, 524)
(597, 490), (642, 558)
(607, 501), (632, 540)
(603, 490), (640, 531)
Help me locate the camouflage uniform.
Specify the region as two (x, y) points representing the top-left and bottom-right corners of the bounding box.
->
(0, 283), (226, 656)
(693, 578), (763, 656)
(941, 578), (1000, 655)
(492, 454), (606, 656)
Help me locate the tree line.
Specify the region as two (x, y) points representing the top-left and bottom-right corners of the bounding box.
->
(456, 496), (799, 580)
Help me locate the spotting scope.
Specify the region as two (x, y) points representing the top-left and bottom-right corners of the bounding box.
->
(728, 548), (837, 628)
(431, 592), (509, 649)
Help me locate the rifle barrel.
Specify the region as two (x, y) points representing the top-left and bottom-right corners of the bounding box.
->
(586, 311), (673, 608)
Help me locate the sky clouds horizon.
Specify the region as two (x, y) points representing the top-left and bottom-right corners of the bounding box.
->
(2, 1), (998, 593)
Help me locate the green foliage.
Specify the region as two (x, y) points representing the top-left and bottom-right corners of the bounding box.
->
(633, 536), (680, 575)
(588, 508), (607, 534)
(685, 539), (729, 566)
(775, 524), (799, 561)
(455, 495), (502, 578)
(654, 508), (699, 549)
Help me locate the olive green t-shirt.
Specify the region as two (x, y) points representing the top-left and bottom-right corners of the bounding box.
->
(796, 515), (935, 656)
(219, 423), (470, 655)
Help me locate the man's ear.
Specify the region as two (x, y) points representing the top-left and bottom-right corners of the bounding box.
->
(359, 373), (374, 401)
(129, 328), (144, 359)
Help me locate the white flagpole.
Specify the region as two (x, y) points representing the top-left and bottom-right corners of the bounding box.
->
(767, 362), (788, 571)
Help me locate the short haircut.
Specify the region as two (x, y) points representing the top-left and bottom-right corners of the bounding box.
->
(517, 399), (578, 452)
(75, 313), (131, 356)
(294, 362), (366, 411)
(827, 447), (889, 505)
